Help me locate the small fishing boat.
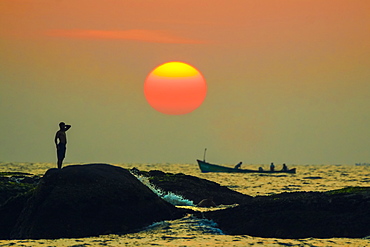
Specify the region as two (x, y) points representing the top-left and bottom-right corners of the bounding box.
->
(197, 159), (296, 174)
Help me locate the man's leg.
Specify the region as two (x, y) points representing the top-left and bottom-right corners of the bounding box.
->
(57, 159), (62, 169)
(57, 145), (65, 169)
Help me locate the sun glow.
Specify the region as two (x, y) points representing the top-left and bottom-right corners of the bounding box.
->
(152, 62), (200, 77)
(144, 62), (207, 115)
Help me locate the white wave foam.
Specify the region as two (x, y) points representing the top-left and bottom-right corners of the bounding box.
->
(133, 173), (194, 206)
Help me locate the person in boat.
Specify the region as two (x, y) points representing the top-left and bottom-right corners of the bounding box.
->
(270, 162), (275, 171)
(282, 163), (288, 171)
(258, 167), (264, 171)
(234, 161), (242, 169)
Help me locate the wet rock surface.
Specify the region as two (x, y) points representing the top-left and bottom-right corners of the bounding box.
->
(2, 164), (185, 239)
(202, 187), (370, 238)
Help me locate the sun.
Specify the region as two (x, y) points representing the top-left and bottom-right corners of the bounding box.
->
(144, 61), (207, 115)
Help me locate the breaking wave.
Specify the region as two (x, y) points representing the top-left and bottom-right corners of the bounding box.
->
(133, 173), (195, 207)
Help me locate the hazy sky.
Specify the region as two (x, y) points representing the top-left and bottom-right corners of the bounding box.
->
(1, 0), (369, 165)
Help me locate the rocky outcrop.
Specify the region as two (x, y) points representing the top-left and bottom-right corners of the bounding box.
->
(132, 169), (252, 205)
(7, 164), (185, 239)
(2, 165), (370, 239)
(0, 172), (39, 206)
(202, 187), (370, 238)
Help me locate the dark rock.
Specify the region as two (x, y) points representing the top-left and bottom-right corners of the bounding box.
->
(203, 187), (370, 238)
(303, 176), (323, 179)
(197, 198), (217, 207)
(0, 192), (33, 239)
(0, 172), (33, 176)
(0, 175), (38, 206)
(0, 172), (40, 239)
(19, 176), (41, 184)
(139, 170), (252, 205)
(9, 164), (185, 239)
(148, 170), (166, 177)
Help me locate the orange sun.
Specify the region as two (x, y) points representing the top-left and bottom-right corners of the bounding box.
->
(144, 61), (207, 115)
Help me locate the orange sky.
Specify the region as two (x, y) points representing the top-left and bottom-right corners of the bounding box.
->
(1, 0), (369, 164)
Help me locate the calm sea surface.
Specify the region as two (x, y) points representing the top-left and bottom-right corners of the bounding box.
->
(1, 162), (370, 246)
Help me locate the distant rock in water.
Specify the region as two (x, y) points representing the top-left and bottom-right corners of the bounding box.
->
(203, 187), (370, 238)
(9, 164), (185, 239)
(302, 176), (323, 179)
(132, 169), (252, 205)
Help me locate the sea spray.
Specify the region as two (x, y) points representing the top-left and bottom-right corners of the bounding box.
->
(132, 173), (194, 206)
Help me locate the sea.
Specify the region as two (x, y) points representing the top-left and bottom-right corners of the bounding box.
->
(1, 162), (370, 247)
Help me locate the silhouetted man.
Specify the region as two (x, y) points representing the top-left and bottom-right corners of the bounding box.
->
(55, 122), (71, 169)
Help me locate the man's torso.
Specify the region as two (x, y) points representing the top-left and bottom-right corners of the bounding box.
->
(57, 130), (67, 144)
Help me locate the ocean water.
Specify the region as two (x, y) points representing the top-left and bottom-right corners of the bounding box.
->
(1, 162), (370, 246)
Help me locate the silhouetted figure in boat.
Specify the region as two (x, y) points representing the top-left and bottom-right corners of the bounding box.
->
(197, 197), (217, 207)
(55, 122), (71, 169)
(270, 162), (275, 171)
(258, 167), (264, 171)
(234, 161), (243, 169)
(282, 163), (288, 171)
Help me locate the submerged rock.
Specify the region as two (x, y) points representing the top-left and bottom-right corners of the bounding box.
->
(197, 197), (217, 207)
(203, 187), (370, 238)
(132, 169), (252, 205)
(8, 164), (185, 239)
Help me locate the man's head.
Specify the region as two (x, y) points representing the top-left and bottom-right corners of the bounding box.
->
(59, 122), (66, 129)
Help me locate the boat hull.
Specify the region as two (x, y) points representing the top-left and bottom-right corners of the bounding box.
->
(197, 160), (296, 174)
